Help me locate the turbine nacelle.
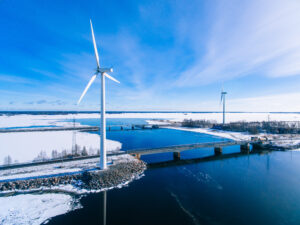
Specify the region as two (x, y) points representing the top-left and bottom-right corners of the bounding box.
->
(220, 91), (227, 104)
(97, 68), (113, 73)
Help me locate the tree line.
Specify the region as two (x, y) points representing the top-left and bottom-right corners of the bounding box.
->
(181, 119), (300, 134)
(3, 145), (100, 165)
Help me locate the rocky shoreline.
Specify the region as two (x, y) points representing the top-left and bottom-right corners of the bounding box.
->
(0, 160), (146, 192)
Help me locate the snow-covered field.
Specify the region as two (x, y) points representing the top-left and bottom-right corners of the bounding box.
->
(0, 113), (99, 128)
(0, 131), (121, 165)
(0, 193), (81, 225)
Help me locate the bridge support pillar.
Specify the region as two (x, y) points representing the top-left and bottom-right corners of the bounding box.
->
(240, 143), (250, 153)
(214, 147), (222, 155)
(121, 126), (123, 130)
(134, 154), (141, 160)
(173, 152), (180, 160)
(132, 125), (134, 130)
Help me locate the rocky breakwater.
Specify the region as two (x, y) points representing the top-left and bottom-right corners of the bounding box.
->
(0, 159), (146, 192)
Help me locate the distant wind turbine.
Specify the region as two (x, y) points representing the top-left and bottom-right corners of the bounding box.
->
(220, 88), (227, 125)
(77, 20), (120, 170)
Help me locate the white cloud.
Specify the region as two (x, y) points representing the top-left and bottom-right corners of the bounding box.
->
(228, 92), (300, 112)
(0, 74), (34, 84)
(175, 0), (300, 86)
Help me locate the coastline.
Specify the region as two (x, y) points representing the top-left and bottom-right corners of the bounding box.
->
(2, 112), (300, 129)
(0, 158), (146, 194)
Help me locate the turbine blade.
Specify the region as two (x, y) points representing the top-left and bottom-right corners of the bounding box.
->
(90, 20), (100, 68)
(77, 74), (97, 105)
(104, 73), (120, 83)
(220, 84), (224, 105)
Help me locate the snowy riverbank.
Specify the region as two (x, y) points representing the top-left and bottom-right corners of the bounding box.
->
(0, 157), (146, 193)
(166, 127), (251, 141)
(0, 156), (146, 224)
(167, 127), (300, 151)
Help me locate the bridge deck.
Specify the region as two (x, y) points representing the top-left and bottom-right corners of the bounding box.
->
(124, 140), (249, 155)
(0, 140), (251, 170)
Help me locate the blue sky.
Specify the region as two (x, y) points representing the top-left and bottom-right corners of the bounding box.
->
(1, 0), (300, 111)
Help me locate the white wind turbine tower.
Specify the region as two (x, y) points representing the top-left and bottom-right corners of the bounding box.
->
(77, 20), (120, 170)
(220, 88), (227, 125)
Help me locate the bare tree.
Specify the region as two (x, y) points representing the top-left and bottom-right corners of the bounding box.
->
(89, 147), (95, 155)
(36, 150), (48, 162)
(51, 150), (58, 159)
(82, 146), (88, 156)
(61, 149), (67, 158)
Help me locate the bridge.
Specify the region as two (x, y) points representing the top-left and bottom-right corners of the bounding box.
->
(0, 140), (254, 170)
(122, 140), (252, 160)
(0, 124), (168, 133)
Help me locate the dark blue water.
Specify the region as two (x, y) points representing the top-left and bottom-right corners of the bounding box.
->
(48, 118), (300, 225)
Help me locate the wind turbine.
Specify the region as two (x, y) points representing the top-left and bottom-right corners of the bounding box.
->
(220, 88), (227, 125)
(77, 20), (120, 170)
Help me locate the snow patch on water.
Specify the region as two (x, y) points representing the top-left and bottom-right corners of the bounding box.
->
(180, 167), (223, 190)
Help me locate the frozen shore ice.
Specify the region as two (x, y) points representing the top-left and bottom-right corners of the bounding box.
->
(0, 193), (81, 225)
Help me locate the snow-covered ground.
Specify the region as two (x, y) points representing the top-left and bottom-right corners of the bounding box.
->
(0, 131), (121, 165)
(0, 156), (143, 225)
(168, 127), (300, 151)
(167, 127), (251, 141)
(1, 112), (300, 129)
(268, 138), (300, 149)
(0, 193), (81, 225)
(146, 119), (171, 125)
(0, 113), (99, 128)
